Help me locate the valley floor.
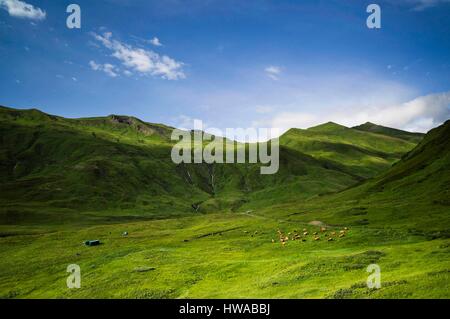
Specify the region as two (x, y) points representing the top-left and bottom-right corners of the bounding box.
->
(1, 210), (449, 299)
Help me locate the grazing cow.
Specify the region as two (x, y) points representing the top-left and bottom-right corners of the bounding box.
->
(303, 231), (309, 236)
(320, 227), (326, 232)
(314, 236), (320, 241)
(339, 233), (345, 238)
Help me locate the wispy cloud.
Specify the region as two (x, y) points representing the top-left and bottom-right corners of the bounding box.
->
(409, 0), (450, 10)
(257, 91), (450, 133)
(391, 0), (450, 10)
(91, 31), (185, 80)
(172, 114), (209, 131)
(149, 37), (163, 47)
(265, 66), (281, 80)
(89, 60), (119, 78)
(0, 0), (46, 20)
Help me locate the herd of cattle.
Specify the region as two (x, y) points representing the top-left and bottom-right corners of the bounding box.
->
(273, 226), (349, 246)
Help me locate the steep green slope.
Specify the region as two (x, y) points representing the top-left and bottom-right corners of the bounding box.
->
(0, 121), (208, 219)
(280, 122), (418, 178)
(341, 119), (449, 230)
(274, 120), (449, 233)
(0, 106), (421, 224)
(353, 122), (424, 143)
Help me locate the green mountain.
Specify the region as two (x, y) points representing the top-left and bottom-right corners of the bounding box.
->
(283, 119), (450, 232)
(353, 122), (424, 143)
(0, 106), (420, 223)
(0, 105), (449, 299)
(281, 122), (418, 178)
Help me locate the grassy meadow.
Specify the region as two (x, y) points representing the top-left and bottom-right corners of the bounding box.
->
(0, 106), (448, 299)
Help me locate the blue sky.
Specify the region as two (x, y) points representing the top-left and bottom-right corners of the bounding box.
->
(0, 0), (449, 134)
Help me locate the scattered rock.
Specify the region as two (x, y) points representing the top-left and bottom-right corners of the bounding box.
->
(134, 267), (156, 273)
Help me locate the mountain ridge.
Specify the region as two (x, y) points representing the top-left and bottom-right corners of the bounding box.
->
(353, 121), (424, 143)
(0, 105), (427, 142)
(0, 105), (429, 222)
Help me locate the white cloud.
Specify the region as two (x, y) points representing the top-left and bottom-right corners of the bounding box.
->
(258, 91), (450, 134)
(0, 0), (46, 20)
(92, 32), (185, 80)
(408, 0), (450, 10)
(102, 64), (118, 78)
(265, 65), (281, 80)
(89, 60), (119, 78)
(173, 114), (195, 131)
(389, 0), (450, 10)
(163, 62), (447, 140)
(172, 114), (210, 132)
(89, 61), (100, 71)
(149, 37), (163, 46)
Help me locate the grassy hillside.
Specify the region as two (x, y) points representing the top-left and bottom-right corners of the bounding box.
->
(291, 120), (450, 231)
(0, 108), (207, 222)
(353, 122), (424, 143)
(0, 106), (448, 299)
(0, 106), (418, 224)
(281, 122), (419, 178)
